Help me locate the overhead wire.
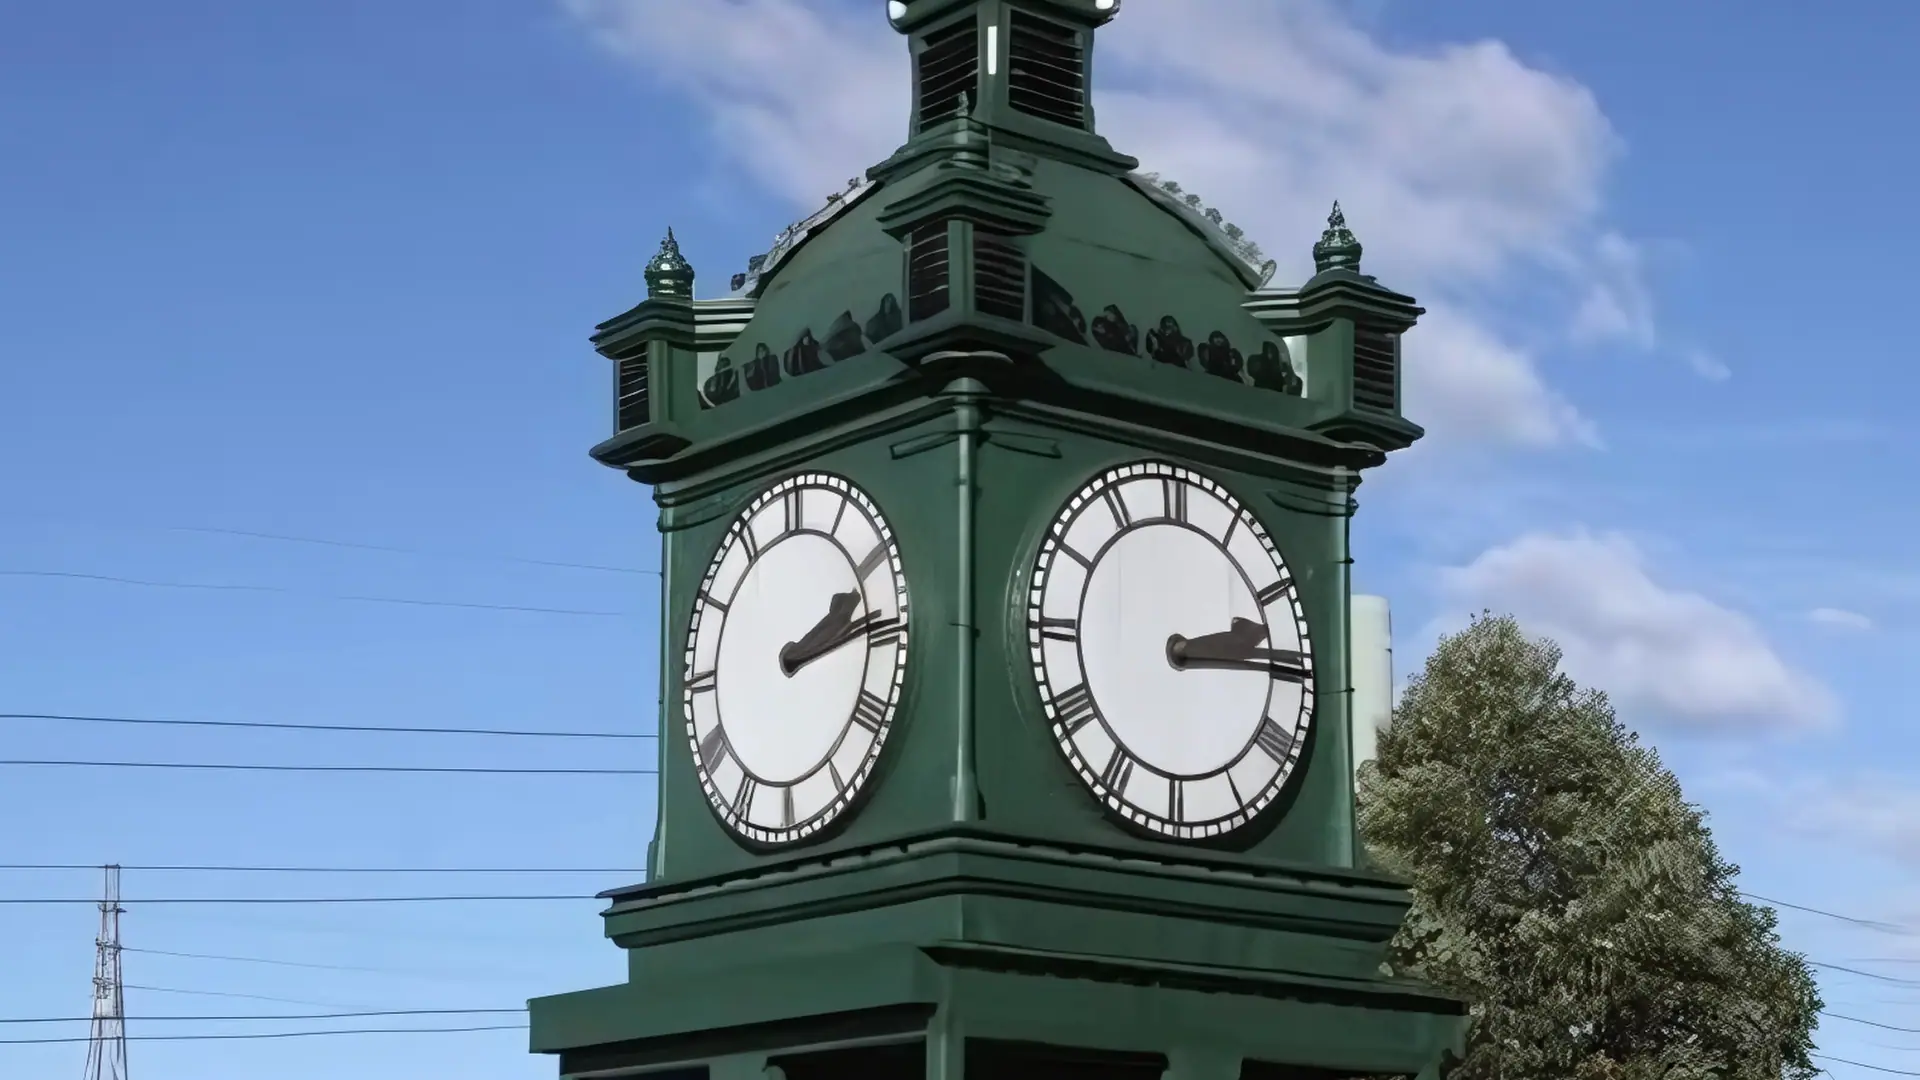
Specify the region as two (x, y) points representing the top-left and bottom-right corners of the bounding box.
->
(1812, 1054), (1920, 1077)
(0, 864), (638, 873)
(0, 568), (636, 618)
(0, 1007), (527, 1026)
(0, 893), (598, 905)
(1810, 960), (1920, 988)
(1, 711), (652, 739)
(0, 760), (651, 774)
(124, 985), (362, 1008)
(0, 1024), (528, 1045)
(164, 523), (656, 577)
(1744, 891), (1918, 935)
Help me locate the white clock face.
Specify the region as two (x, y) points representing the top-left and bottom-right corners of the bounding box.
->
(682, 473), (910, 846)
(1027, 461), (1314, 840)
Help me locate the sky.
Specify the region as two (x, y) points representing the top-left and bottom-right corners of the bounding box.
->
(1, 1), (1917, 1078)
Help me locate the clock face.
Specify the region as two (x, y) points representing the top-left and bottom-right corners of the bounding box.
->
(682, 473), (910, 846)
(1026, 461), (1314, 840)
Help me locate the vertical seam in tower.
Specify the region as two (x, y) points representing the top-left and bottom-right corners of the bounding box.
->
(952, 384), (983, 825)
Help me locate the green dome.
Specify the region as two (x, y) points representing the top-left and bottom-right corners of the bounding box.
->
(696, 154), (1309, 407)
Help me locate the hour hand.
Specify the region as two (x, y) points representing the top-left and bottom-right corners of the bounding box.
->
(1167, 618), (1309, 680)
(779, 590), (863, 677)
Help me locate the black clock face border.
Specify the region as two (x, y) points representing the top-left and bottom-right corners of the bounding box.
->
(1025, 460), (1314, 841)
(681, 472), (910, 847)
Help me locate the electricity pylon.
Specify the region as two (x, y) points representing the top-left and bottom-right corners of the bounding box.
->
(81, 864), (129, 1080)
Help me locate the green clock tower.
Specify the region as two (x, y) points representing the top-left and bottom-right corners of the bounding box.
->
(529, 2), (1467, 1077)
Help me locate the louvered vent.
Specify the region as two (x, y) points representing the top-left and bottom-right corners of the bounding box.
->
(615, 353), (650, 431)
(914, 17), (978, 130)
(906, 221), (952, 321)
(1352, 327), (1399, 412)
(1008, 11), (1087, 129)
(973, 230), (1026, 321)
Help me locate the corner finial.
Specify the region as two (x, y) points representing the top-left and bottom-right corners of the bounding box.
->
(944, 91), (991, 171)
(644, 227), (695, 299)
(1312, 200), (1364, 274)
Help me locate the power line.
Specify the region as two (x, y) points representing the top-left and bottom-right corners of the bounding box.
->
(0, 760), (651, 775)
(0, 864), (638, 874)
(125, 985), (360, 1009)
(0, 1007), (526, 1026)
(121, 945), (556, 986)
(166, 524), (657, 577)
(1745, 891), (1918, 935)
(0, 568), (636, 618)
(2, 711), (653, 740)
(0, 1024), (528, 1045)
(124, 945), (506, 975)
(118, 945), (559, 987)
(0, 894), (597, 905)
(1813, 1054), (1920, 1077)
(1810, 960), (1920, 988)
(1827, 1012), (1920, 1035)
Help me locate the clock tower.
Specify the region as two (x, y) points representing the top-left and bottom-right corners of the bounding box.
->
(530, 2), (1466, 1077)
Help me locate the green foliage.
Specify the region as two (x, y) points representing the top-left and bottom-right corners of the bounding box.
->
(1356, 613), (1822, 1080)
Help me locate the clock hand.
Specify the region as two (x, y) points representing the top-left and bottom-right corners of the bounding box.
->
(1166, 618), (1310, 680)
(779, 590), (872, 677)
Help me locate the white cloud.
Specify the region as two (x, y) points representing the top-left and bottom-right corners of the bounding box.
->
(1809, 607), (1875, 632)
(1766, 773), (1920, 873)
(1569, 232), (1657, 349)
(1437, 530), (1837, 733)
(1408, 305), (1599, 449)
(561, 0), (1639, 452)
(1681, 346), (1732, 382)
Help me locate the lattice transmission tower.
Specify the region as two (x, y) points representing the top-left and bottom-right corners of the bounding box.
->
(82, 864), (129, 1080)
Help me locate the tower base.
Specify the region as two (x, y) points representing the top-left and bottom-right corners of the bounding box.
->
(529, 832), (1465, 1079)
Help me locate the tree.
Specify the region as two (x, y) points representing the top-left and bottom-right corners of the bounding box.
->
(1356, 613), (1822, 1080)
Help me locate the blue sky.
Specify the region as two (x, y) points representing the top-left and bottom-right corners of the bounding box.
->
(2, 1), (1917, 1078)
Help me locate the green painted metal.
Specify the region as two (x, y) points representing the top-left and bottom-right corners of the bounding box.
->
(533, 1), (1466, 1075)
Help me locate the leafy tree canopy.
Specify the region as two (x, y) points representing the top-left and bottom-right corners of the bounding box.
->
(1356, 613), (1822, 1080)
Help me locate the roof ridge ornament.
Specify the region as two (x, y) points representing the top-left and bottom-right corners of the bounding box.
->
(728, 175), (876, 294)
(644, 227), (695, 299)
(1311, 201), (1364, 275)
(1133, 172), (1278, 287)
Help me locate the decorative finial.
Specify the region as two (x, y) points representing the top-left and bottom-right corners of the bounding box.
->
(1311, 201), (1364, 274)
(946, 91), (990, 171)
(644, 227), (695, 299)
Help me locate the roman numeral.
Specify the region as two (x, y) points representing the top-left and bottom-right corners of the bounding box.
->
(1057, 542), (1092, 569)
(1098, 746), (1135, 794)
(1100, 487), (1131, 529)
(1052, 682), (1098, 734)
(697, 726), (727, 771)
(1170, 779), (1186, 822)
(1038, 616), (1077, 643)
(867, 619), (903, 648)
(1161, 479), (1188, 522)
(688, 670), (717, 694)
(736, 522), (759, 561)
(829, 494), (849, 536)
(1256, 578), (1294, 607)
(696, 589), (728, 614)
(732, 774), (759, 814)
(1221, 515), (1239, 549)
(1254, 717), (1295, 762)
(829, 761), (846, 792)
(851, 690), (888, 733)
(855, 544), (889, 581)
(782, 489), (802, 534)
(779, 785), (796, 828)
